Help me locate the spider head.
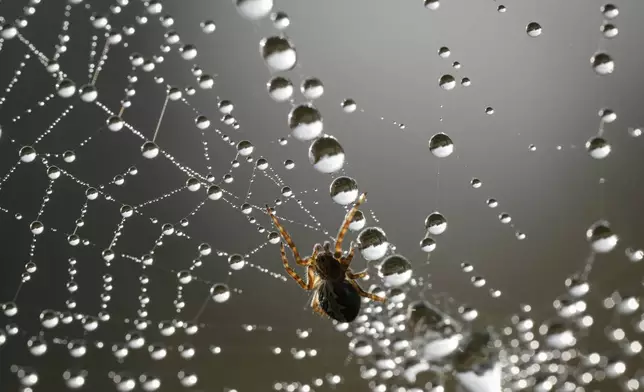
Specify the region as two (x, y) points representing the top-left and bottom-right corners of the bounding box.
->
(323, 241), (332, 254)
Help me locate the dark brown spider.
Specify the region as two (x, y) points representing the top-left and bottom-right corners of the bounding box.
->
(266, 192), (386, 322)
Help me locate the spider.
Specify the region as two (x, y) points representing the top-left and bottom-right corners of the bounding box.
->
(266, 192), (386, 323)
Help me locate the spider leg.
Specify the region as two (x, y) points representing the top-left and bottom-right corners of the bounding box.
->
(334, 193), (367, 258)
(346, 268), (368, 280)
(340, 241), (356, 266)
(281, 243), (315, 290)
(267, 205), (308, 266)
(349, 279), (386, 302)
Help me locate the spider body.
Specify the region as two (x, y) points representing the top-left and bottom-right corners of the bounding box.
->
(266, 192), (386, 323)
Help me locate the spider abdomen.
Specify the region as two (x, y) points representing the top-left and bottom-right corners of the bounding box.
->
(318, 281), (361, 322)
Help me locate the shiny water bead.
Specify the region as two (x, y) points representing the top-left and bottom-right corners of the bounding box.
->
(438, 46), (450, 58)
(201, 20), (216, 33)
(107, 115), (124, 131)
(565, 275), (590, 297)
(40, 309), (59, 328)
(195, 115), (210, 129)
(199, 75), (214, 89)
(164, 30), (180, 45)
(0, 23), (18, 39)
(499, 213), (511, 224)
(541, 321), (576, 349)
(256, 158), (269, 170)
(348, 210), (366, 232)
(167, 87), (182, 101)
(228, 254), (246, 270)
(601, 3), (619, 19)
(438, 74), (455, 90)
(461, 77), (471, 86)
(141, 141), (159, 159)
(207, 185), (223, 200)
(178, 371), (198, 387)
(308, 134), (345, 173)
(586, 220), (618, 253)
(56, 79), (76, 98)
(591, 52), (614, 75)
(30, 220), (44, 234)
(260, 36), (297, 72)
(236, 0), (273, 20)
(601, 22), (618, 38)
(301, 77), (324, 100)
(349, 338), (373, 357)
(90, 13), (108, 29)
(63, 369), (87, 389)
(283, 159), (295, 170)
(271, 11), (290, 29)
(420, 237), (436, 253)
(358, 227), (389, 261)
(379, 254), (413, 287)
(237, 140), (254, 156)
(218, 99), (234, 114)
(428, 133), (454, 157)
(341, 99), (357, 113)
(599, 108), (617, 123)
(210, 283), (231, 303)
(288, 104), (323, 141)
(79, 84), (98, 102)
(177, 270), (193, 284)
(424, 0), (440, 10)
(180, 44), (198, 60)
(585, 137), (611, 159)
(625, 247), (643, 262)
(17, 367), (39, 387)
(19, 146), (37, 162)
(458, 305), (479, 322)
(471, 178), (482, 188)
(221, 114), (235, 125)
(425, 212), (447, 235)
(159, 14), (174, 27)
(2, 302), (18, 316)
(186, 178), (201, 191)
(85, 187), (99, 200)
(471, 276), (486, 288)
(330, 176), (359, 205)
(240, 203), (253, 214)
(107, 30), (123, 44)
(616, 295), (639, 315)
(267, 76), (294, 101)
(486, 198), (498, 208)
(526, 22), (542, 37)
(267, 231), (280, 244)
(281, 186), (292, 197)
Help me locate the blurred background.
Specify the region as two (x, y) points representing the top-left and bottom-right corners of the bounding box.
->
(0, 0), (643, 390)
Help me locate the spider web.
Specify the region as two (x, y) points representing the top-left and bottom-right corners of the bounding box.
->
(0, 0), (643, 391)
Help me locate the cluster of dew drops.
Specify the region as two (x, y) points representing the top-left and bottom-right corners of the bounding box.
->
(0, 0), (643, 391)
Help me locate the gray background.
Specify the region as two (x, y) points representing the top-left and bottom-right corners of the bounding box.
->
(0, 0), (643, 390)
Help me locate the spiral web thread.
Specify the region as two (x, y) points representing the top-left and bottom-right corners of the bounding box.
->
(0, 0), (643, 391)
